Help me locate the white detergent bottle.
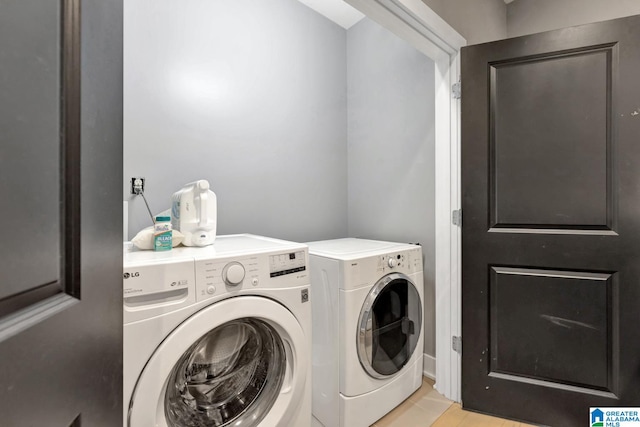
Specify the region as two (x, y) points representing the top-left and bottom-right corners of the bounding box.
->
(171, 180), (217, 246)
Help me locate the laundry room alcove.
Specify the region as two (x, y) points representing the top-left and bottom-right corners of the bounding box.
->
(123, 0), (462, 399)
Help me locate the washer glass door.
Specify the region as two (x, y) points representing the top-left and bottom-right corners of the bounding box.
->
(128, 296), (308, 427)
(358, 273), (422, 378)
(165, 318), (286, 427)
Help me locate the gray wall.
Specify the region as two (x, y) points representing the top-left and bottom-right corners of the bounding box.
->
(347, 18), (437, 357)
(125, 1), (439, 359)
(124, 0), (347, 242)
(422, 0), (507, 45)
(508, 0), (640, 38)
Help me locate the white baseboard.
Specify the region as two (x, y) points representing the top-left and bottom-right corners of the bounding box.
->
(423, 353), (436, 380)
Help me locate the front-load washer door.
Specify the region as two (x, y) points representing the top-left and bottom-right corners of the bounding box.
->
(357, 273), (422, 379)
(128, 296), (308, 427)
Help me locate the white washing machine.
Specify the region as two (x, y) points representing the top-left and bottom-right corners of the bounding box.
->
(307, 238), (424, 427)
(123, 234), (311, 427)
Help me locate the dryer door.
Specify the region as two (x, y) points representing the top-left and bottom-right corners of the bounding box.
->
(357, 273), (422, 379)
(128, 296), (308, 427)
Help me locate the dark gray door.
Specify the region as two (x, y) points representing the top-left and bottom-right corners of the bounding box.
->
(0, 0), (122, 425)
(461, 15), (640, 426)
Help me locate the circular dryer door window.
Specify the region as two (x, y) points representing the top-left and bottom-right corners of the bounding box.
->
(165, 318), (285, 427)
(357, 272), (422, 379)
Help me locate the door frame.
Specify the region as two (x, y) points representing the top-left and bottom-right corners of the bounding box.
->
(344, 0), (465, 401)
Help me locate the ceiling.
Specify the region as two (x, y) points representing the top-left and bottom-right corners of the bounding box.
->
(297, 0), (518, 30)
(295, 0), (365, 29)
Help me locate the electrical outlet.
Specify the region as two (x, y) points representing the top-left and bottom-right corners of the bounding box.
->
(131, 177), (145, 195)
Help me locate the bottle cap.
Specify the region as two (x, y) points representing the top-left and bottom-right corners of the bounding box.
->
(155, 216), (171, 222)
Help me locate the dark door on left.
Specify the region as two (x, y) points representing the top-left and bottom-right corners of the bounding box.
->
(0, 0), (122, 425)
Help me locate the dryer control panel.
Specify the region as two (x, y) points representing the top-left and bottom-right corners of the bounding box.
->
(379, 248), (422, 273)
(343, 246), (423, 291)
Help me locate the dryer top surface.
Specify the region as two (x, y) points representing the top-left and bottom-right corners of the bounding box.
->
(306, 238), (419, 260)
(124, 233), (307, 266)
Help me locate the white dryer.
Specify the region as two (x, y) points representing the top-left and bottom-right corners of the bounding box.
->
(307, 238), (424, 427)
(123, 234), (311, 427)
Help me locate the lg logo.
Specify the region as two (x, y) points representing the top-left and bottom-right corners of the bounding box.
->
(123, 272), (140, 279)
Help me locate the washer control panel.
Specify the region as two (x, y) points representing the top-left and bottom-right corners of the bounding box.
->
(222, 262), (246, 286)
(269, 250), (306, 277)
(195, 250), (308, 301)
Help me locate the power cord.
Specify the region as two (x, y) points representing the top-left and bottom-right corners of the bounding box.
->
(139, 192), (155, 224)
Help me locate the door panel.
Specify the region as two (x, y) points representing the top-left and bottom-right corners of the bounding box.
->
(489, 268), (613, 391)
(462, 15), (640, 426)
(0, 0), (61, 301)
(491, 47), (613, 230)
(0, 0), (72, 318)
(0, 0), (123, 425)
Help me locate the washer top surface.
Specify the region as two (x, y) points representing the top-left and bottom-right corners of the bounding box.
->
(306, 238), (418, 260)
(125, 233), (306, 266)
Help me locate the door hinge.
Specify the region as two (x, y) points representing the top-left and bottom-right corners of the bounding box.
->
(452, 336), (462, 354)
(452, 81), (461, 99)
(452, 209), (462, 226)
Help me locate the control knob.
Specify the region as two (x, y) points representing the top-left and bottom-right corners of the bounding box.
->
(223, 262), (246, 286)
(387, 257), (397, 268)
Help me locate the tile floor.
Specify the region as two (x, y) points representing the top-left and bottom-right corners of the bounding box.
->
(372, 377), (536, 427)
